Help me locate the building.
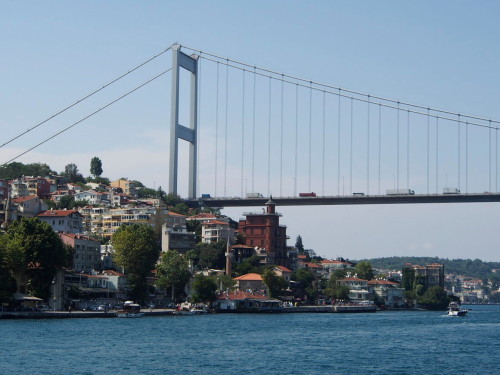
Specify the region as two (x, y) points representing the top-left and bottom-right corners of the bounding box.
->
(238, 198), (289, 266)
(12, 195), (47, 217)
(338, 277), (372, 301)
(402, 263), (445, 290)
(161, 223), (196, 253)
(110, 179), (137, 198)
(201, 219), (234, 243)
(59, 233), (101, 272)
(0, 179), (8, 199)
(37, 209), (84, 233)
(233, 273), (266, 292)
(274, 265), (293, 282)
(368, 280), (405, 308)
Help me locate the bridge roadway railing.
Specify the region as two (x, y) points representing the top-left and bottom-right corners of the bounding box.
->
(184, 193), (500, 208)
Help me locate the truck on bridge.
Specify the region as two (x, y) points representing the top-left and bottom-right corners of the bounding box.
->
(246, 193), (263, 198)
(386, 189), (415, 195)
(299, 192), (317, 197)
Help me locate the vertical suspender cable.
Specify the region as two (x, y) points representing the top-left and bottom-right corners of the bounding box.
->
(367, 96), (370, 195)
(350, 97), (353, 194)
(337, 89), (341, 196)
(427, 109), (430, 195)
(267, 77), (272, 196)
(252, 67), (256, 193)
(396, 102), (400, 190)
(466, 122), (468, 193)
(215, 62), (219, 196)
(458, 114), (461, 191)
(224, 60), (229, 196)
(294, 84), (299, 196)
(322, 91), (326, 196)
(436, 116), (439, 194)
(240, 70), (246, 197)
(496, 128), (498, 192)
(308, 82), (312, 193)
(378, 104), (382, 195)
(489, 120), (492, 192)
(280, 75), (284, 196)
(407, 110), (410, 190)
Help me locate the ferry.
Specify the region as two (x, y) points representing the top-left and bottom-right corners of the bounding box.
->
(116, 301), (144, 318)
(448, 302), (467, 316)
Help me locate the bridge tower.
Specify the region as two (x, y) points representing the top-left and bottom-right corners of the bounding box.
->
(169, 44), (199, 198)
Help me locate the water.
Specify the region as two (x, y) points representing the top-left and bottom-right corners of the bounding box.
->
(1, 305), (499, 375)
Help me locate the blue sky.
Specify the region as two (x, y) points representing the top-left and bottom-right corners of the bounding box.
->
(2, 1), (500, 262)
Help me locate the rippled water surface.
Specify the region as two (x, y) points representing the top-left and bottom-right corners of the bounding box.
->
(1, 305), (499, 374)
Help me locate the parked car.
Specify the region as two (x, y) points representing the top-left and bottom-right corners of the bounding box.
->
(97, 305), (107, 311)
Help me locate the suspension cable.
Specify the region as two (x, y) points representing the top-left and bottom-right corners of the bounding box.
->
(280, 75), (284, 196)
(180, 44), (500, 126)
(2, 68), (171, 166)
(224, 60), (229, 196)
(215, 62), (219, 196)
(241, 69), (246, 197)
(1, 46), (172, 150)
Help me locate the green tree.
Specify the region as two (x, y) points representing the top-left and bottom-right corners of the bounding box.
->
(295, 235), (305, 255)
(3, 218), (69, 300)
(418, 286), (450, 310)
(90, 156), (103, 178)
(233, 255), (262, 276)
(0, 237), (16, 302)
(156, 250), (191, 301)
(62, 163), (85, 183)
(58, 195), (76, 210)
(325, 273), (351, 300)
(171, 203), (189, 215)
(196, 240), (227, 270)
(263, 268), (288, 298)
(0, 162), (56, 180)
(293, 268), (315, 289)
(191, 274), (217, 303)
(112, 224), (161, 303)
(355, 261), (374, 280)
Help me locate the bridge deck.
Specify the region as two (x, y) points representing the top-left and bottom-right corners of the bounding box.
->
(186, 193), (500, 208)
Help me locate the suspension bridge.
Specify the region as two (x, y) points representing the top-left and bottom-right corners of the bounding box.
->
(3, 43), (500, 208)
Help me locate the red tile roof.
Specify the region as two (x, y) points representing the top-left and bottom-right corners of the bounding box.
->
(233, 273), (263, 281)
(203, 220), (230, 226)
(167, 212), (186, 217)
(12, 195), (38, 203)
(275, 265), (292, 272)
(339, 277), (369, 282)
(304, 262), (323, 269)
(37, 209), (81, 217)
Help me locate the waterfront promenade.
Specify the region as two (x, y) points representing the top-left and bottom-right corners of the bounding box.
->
(0, 304), (376, 319)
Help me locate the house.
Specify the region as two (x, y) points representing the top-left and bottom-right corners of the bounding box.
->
(110, 179), (137, 198)
(215, 290), (282, 312)
(59, 233), (101, 272)
(37, 209), (84, 233)
(161, 223), (196, 253)
(338, 277), (372, 301)
(274, 265), (293, 282)
(233, 273), (266, 292)
(0, 179), (8, 199)
(201, 219), (235, 244)
(368, 280), (405, 308)
(12, 195), (47, 217)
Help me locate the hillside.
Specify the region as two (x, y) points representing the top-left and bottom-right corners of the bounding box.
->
(361, 256), (500, 279)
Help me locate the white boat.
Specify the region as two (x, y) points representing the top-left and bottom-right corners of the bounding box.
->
(448, 302), (467, 316)
(116, 301), (144, 318)
(174, 302), (208, 315)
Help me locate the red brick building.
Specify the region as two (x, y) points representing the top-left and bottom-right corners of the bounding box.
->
(238, 198), (288, 267)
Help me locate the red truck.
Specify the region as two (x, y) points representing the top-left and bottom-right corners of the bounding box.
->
(299, 192), (316, 197)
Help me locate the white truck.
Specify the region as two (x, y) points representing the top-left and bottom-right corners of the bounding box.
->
(246, 192), (263, 198)
(386, 189), (415, 195)
(443, 188), (460, 194)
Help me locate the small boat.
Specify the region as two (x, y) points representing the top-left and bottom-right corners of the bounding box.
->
(174, 302), (208, 315)
(448, 302), (467, 316)
(116, 301), (144, 318)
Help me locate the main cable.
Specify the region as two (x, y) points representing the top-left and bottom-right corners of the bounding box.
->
(1, 46), (172, 150)
(2, 68), (171, 166)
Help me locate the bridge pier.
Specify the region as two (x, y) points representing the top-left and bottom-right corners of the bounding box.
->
(169, 44), (199, 199)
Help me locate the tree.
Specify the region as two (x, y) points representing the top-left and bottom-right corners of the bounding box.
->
(295, 235), (305, 255)
(233, 255), (262, 276)
(62, 163), (85, 183)
(156, 250), (191, 301)
(90, 156), (103, 178)
(112, 223), (161, 303)
(355, 261), (374, 281)
(3, 218), (70, 300)
(191, 274), (217, 303)
(418, 286), (450, 310)
(293, 268), (315, 289)
(0, 236), (16, 302)
(196, 240), (227, 270)
(325, 273), (350, 300)
(263, 268), (288, 298)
